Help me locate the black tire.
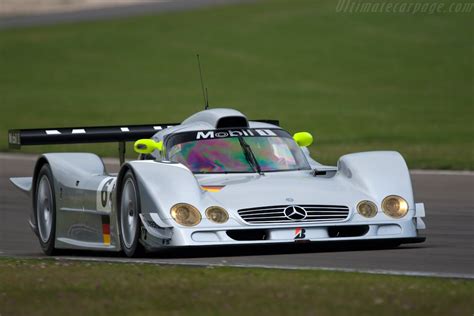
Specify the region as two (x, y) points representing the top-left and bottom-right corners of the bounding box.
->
(35, 164), (57, 256)
(118, 170), (145, 257)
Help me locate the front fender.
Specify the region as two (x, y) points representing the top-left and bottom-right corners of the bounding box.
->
(123, 161), (204, 223)
(336, 151), (414, 210)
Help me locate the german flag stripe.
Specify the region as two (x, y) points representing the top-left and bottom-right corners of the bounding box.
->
(201, 185), (225, 192)
(101, 215), (111, 245)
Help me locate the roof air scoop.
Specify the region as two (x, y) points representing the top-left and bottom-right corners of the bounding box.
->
(216, 116), (249, 128)
(181, 108), (249, 129)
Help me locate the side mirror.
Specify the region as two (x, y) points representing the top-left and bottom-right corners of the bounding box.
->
(293, 132), (313, 147)
(134, 139), (163, 154)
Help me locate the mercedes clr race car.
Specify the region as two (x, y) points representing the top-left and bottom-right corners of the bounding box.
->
(8, 108), (426, 257)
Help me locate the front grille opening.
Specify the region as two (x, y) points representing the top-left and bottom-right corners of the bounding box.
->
(328, 225), (369, 238)
(226, 229), (268, 241)
(238, 204), (350, 224)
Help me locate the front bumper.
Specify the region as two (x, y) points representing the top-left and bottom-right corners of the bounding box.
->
(141, 216), (425, 250)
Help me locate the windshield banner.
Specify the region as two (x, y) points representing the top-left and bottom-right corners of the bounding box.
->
(167, 128), (291, 148)
(196, 129), (284, 140)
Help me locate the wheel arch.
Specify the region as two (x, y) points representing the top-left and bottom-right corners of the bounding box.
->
(114, 163), (146, 256)
(115, 163), (135, 214)
(113, 163), (137, 250)
(31, 156), (51, 231)
(31, 153), (106, 238)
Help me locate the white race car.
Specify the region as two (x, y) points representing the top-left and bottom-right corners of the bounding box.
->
(9, 108), (426, 257)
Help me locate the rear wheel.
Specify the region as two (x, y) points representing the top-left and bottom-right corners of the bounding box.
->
(35, 164), (57, 255)
(119, 170), (145, 257)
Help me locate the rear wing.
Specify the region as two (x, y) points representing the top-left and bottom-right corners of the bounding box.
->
(8, 124), (177, 164)
(8, 120), (279, 164)
(8, 124), (178, 148)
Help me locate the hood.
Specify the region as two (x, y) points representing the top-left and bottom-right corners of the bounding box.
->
(196, 171), (369, 212)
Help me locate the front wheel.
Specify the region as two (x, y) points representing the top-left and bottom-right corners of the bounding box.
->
(118, 170), (145, 257)
(35, 164), (57, 255)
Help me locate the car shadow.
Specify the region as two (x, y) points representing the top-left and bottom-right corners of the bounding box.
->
(55, 240), (424, 260)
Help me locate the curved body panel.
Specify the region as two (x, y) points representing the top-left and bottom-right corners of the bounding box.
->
(122, 151), (425, 250)
(27, 153), (120, 251)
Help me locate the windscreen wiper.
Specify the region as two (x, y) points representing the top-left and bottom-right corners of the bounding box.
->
(238, 136), (264, 175)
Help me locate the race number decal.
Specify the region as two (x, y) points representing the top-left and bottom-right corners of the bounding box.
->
(97, 177), (116, 213)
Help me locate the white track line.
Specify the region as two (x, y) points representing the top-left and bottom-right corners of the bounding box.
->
(410, 169), (474, 176)
(0, 153), (121, 164)
(0, 153), (39, 161)
(52, 256), (474, 280)
(1, 254), (472, 279)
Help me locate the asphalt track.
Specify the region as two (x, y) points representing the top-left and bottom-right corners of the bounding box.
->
(0, 153), (473, 278)
(0, 0), (256, 29)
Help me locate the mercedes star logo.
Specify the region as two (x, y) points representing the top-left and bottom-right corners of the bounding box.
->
(284, 205), (307, 221)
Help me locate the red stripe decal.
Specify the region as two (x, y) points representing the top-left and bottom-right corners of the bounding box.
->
(102, 224), (110, 235)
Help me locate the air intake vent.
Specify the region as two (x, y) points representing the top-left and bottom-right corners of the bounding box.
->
(216, 116), (249, 128)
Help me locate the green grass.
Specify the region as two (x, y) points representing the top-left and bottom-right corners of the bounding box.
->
(0, 258), (472, 316)
(0, 0), (472, 169)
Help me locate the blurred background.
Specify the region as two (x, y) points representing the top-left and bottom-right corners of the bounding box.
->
(0, 0), (472, 169)
(0, 0), (153, 16)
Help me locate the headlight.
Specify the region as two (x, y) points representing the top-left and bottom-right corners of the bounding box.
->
(205, 206), (229, 224)
(357, 200), (377, 218)
(170, 203), (201, 226)
(382, 195), (409, 218)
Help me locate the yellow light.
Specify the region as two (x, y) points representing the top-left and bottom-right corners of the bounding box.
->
(293, 132), (314, 147)
(170, 203), (201, 226)
(133, 139), (163, 154)
(205, 206), (229, 224)
(357, 200), (377, 218)
(382, 195), (409, 218)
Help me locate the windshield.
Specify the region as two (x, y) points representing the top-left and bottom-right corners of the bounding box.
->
(166, 129), (310, 174)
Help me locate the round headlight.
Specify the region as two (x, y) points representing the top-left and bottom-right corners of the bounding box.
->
(382, 195), (409, 218)
(357, 200), (377, 218)
(205, 206), (229, 224)
(170, 203), (201, 226)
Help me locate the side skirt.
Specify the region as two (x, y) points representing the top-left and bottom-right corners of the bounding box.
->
(56, 237), (119, 251)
